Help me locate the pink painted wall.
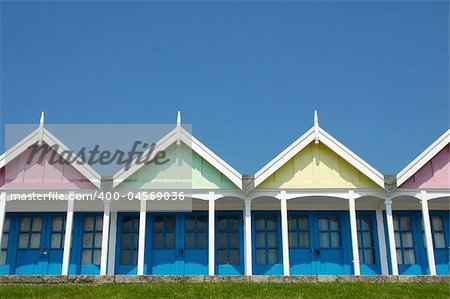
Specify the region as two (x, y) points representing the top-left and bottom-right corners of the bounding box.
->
(0, 167), (4, 189)
(0, 146), (96, 190)
(400, 145), (450, 189)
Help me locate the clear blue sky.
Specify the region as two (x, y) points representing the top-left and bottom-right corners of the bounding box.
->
(0, 1), (448, 175)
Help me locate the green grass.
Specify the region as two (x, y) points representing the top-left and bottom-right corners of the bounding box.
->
(0, 282), (448, 299)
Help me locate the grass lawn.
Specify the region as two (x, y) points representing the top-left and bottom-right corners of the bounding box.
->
(0, 282), (448, 299)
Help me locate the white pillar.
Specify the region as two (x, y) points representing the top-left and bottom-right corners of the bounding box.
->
(0, 192), (7, 263)
(62, 194), (74, 275)
(137, 198), (147, 275)
(280, 191), (290, 276)
(100, 201), (111, 275)
(385, 199), (398, 275)
(375, 207), (389, 275)
(348, 190), (360, 275)
(420, 190), (436, 276)
(208, 191), (215, 276)
(107, 211), (118, 275)
(244, 199), (252, 276)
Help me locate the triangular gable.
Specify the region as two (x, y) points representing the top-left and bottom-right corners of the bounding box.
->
(113, 126), (242, 190)
(1, 145), (97, 190)
(397, 129), (450, 189)
(258, 142), (379, 189)
(0, 127), (101, 189)
(254, 125), (384, 189)
(118, 143), (238, 190)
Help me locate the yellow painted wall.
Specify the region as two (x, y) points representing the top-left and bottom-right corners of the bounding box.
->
(258, 142), (379, 189)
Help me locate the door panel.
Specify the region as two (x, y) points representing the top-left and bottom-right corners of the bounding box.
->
(289, 215), (314, 275)
(15, 215), (44, 274)
(70, 214), (103, 275)
(14, 213), (65, 275)
(357, 213), (381, 275)
(392, 213), (425, 275)
(150, 214), (207, 275)
(252, 213), (283, 275)
(288, 212), (351, 275)
(0, 216), (12, 274)
(47, 216), (65, 274)
(151, 215), (177, 274)
(216, 213), (243, 275)
(430, 212), (450, 275)
(116, 214), (139, 275)
(315, 216), (346, 274)
(183, 215), (208, 275)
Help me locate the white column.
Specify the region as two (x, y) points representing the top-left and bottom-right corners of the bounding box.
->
(62, 194), (75, 275)
(280, 191), (290, 276)
(244, 199), (252, 276)
(385, 199), (398, 275)
(348, 190), (360, 275)
(375, 207), (389, 275)
(137, 198), (147, 275)
(208, 191), (215, 276)
(420, 190), (436, 276)
(107, 211), (118, 275)
(100, 201), (111, 275)
(0, 192), (7, 262)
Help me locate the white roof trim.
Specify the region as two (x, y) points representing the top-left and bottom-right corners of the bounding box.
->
(0, 127), (102, 188)
(396, 129), (450, 187)
(112, 126), (243, 190)
(254, 126), (385, 189)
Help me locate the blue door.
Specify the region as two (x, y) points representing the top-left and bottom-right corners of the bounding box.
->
(288, 212), (351, 275)
(12, 213), (65, 275)
(216, 212), (244, 275)
(426, 212), (450, 275)
(115, 213), (139, 274)
(148, 213), (208, 275)
(70, 213), (103, 275)
(288, 214), (314, 275)
(0, 216), (12, 274)
(315, 214), (351, 274)
(356, 212), (381, 275)
(252, 212), (283, 275)
(389, 212), (426, 275)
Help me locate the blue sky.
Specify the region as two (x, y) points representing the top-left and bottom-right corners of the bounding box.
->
(0, 1), (448, 175)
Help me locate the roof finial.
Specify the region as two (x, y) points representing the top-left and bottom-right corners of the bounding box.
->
(40, 111), (45, 127)
(177, 110), (181, 127)
(38, 111), (45, 145)
(314, 110), (320, 145)
(176, 110), (181, 146)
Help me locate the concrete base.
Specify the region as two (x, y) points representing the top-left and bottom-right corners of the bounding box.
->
(0, 275), (448, 284)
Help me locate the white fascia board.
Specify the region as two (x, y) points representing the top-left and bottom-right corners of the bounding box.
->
(396, 129), (450, 187)
(183, 128), (243, 190)
(319, 129), (385, 188)
(254, 128), (315, 188)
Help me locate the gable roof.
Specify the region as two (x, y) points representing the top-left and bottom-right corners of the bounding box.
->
(112, 114), (243, 190)
(0, 120), (102, 189)
(253, 111), (385, 189)
(396, 129), (450, 188)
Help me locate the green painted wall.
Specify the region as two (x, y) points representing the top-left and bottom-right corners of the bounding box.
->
(118, 143), (238, 190)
